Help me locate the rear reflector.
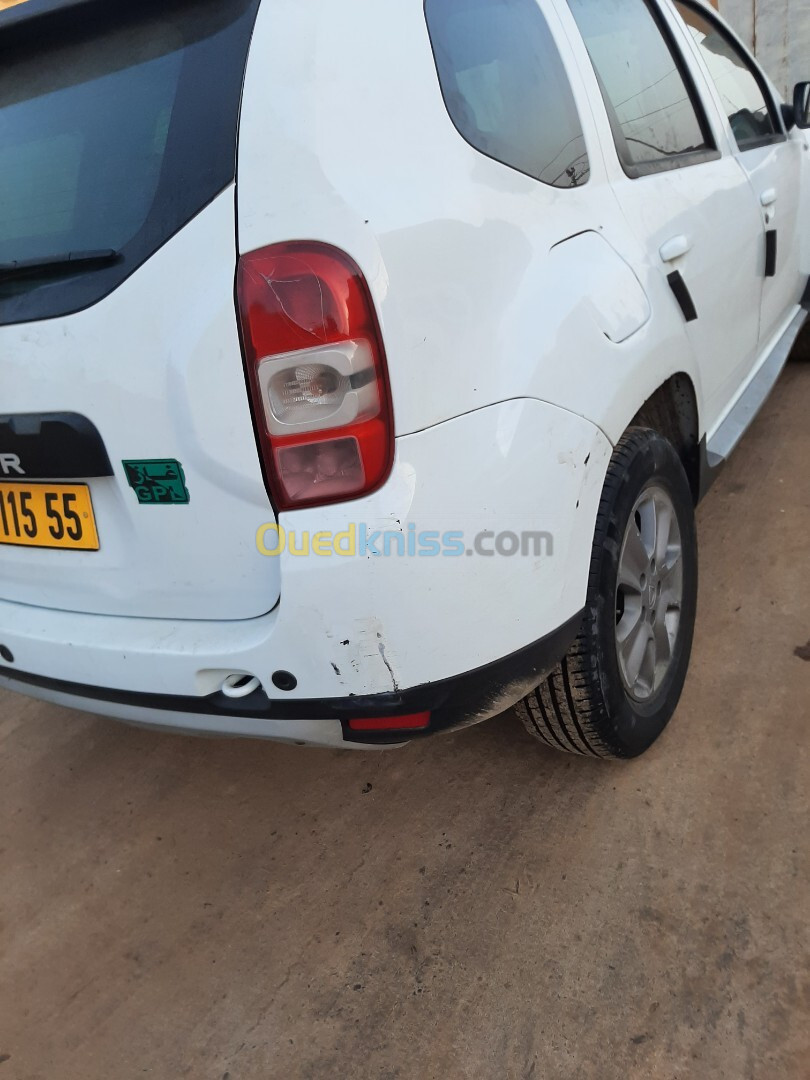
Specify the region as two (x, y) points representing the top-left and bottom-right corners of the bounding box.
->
(348, 712), (431, 733)
(237, 242), (394, 511)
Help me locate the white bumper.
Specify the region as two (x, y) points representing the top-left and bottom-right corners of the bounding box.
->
(0, 399), (611, 729)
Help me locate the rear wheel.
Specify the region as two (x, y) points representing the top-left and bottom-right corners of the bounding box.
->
(516, 428), (698, 759)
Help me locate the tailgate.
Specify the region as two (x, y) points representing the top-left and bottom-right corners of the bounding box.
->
(0, 0), (279, 620)
(0, 191), (280, 620)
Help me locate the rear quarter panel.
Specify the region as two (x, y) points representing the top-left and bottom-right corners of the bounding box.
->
(237, 0), (705, 444)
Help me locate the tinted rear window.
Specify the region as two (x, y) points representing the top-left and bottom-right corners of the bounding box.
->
(0, 0), (259, 325)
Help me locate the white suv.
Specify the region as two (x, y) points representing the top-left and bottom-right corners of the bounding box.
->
(1, 0), (807, 757)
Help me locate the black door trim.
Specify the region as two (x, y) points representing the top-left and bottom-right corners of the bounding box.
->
(667, 271), (698, 322)
(765, 229), (778, 278)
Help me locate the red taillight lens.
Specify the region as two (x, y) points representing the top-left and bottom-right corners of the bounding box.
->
(348, 712), (431, 733)
(237, 242), (394, 511)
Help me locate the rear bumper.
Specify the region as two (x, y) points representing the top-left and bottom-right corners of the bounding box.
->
(0, 398), (611, 745)
(0, 611), (581, 747)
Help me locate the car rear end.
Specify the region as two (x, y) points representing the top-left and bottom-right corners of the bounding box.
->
(0, 0), (611, 746)
(0, 0), (312, 728)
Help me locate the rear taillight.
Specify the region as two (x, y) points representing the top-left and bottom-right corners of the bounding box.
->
(237, 242), (394, 511)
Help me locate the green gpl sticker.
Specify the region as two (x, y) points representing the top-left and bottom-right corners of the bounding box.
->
(122, 459), (190, 505)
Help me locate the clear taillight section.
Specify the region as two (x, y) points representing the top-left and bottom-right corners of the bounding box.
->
(237, 242), (394, 511)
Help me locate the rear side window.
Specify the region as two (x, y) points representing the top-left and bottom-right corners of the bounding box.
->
(674, 2), (780, 149)
(0, 0), (260, 326)
(566, 0), (715, 176)
(425, 0), (590, 188)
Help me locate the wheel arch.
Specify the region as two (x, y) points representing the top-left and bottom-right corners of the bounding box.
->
(629, 373), (701, 505)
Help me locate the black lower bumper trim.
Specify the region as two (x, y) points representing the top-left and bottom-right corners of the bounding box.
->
(0, 610), (583, 744)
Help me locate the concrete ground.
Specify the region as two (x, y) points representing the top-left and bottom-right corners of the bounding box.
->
(1, 362), (809, 1080)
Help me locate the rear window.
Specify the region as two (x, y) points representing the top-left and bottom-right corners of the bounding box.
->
(0, 0), (260, 325)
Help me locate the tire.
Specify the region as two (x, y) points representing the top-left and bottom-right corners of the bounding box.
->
(790, 321), (810, 362)
(516, 427), (698, 759)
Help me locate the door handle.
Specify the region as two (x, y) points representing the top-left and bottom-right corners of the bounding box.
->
(760, 188), (777, 207)
(659, 235), (691, 263)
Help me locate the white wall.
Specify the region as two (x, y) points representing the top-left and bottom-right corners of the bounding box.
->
(717, 0), (810, 98)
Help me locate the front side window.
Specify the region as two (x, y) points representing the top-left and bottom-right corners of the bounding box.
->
(566, 0), (713, 175)
(425, 0), (590, 188)
(674, 2), (780, 148)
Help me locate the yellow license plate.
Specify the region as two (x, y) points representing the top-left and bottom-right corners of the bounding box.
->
(0, 482), (99, 551)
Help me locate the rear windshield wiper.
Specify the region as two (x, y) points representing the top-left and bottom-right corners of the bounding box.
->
(0, 249), (121, 284)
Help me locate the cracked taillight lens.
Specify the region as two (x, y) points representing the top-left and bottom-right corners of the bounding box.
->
(237, 242), (394, 511)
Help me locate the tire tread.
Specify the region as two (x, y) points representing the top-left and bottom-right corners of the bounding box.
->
(518, 427), (693, 760)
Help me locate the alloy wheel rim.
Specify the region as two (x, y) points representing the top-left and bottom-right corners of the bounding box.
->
(615, 485), (684, 703)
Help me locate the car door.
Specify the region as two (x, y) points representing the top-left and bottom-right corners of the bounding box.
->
(673, 0), (805, 354)
(556, 0), (764, 434)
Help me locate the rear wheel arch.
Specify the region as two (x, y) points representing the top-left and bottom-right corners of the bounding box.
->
(517, 426), (699, 759)
(630, 373), (701, 504)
